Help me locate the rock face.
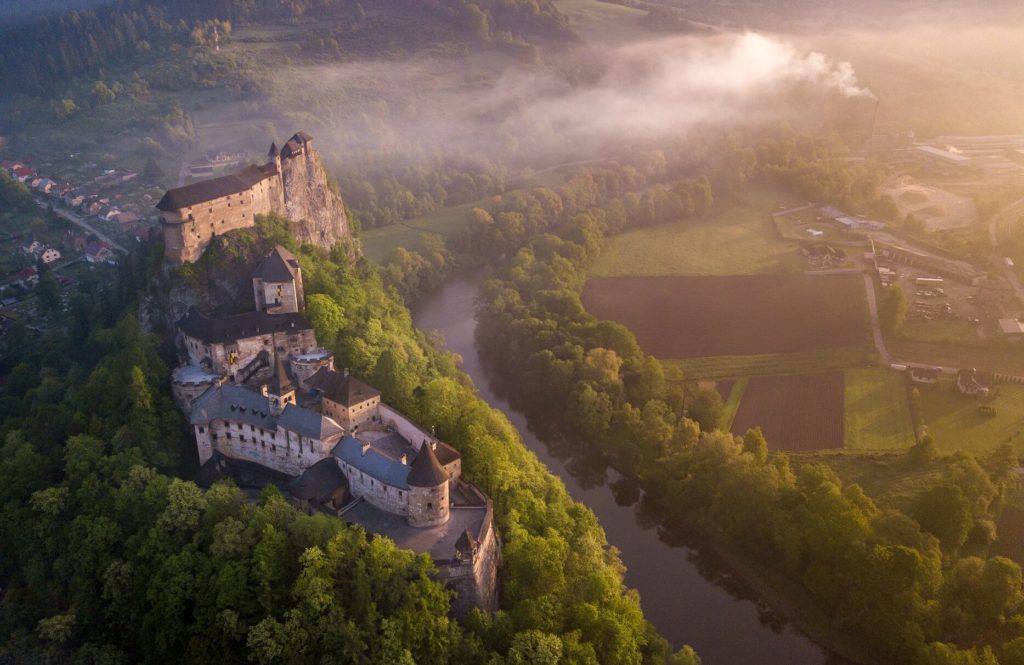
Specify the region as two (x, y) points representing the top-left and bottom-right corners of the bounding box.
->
(280, 140), (352, 252)
(156, 131), (356, 263)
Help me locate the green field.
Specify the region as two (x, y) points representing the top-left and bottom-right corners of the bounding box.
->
(590, 186), (807, 277)
(663, 346), (868, 380)
(918, 379), (1024, 455)
(719, 378), (749, 431)
(844, 369), (916, 450)
(361, 201), (484, 262)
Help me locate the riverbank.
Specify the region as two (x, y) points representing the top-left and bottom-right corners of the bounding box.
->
(412, 268), (833, 664)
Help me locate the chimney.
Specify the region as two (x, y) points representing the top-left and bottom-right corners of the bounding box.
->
(400, 454), (408, 465)
(361, 441), (370, 456)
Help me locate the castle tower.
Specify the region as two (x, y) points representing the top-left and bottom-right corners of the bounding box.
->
(406, 442), (450, 527)
(252, 245), (304, 313)
(268, 142), (280, 172)
(261, 356), (296, 416)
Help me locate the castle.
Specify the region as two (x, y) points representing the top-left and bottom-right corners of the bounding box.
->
(172, 245), (499, 612)
(157, 132), (352, 263)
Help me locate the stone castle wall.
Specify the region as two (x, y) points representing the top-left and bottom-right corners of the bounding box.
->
(196, 419), (332, 476)
(439, 503), (500, 617)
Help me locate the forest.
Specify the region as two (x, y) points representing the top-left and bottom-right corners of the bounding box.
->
(468, 163), (1024, 663)
(0, 216), (700, 664)
(0, 0), (570, 95)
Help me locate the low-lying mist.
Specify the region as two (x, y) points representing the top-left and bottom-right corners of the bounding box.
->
(264, 31), (873, 169)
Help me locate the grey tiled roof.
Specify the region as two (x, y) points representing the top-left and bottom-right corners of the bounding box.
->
(333, 435), (411, 490)
(190, 384), (342, 443)
(278, 404), (343, 441)
(190, 384), (274, 429)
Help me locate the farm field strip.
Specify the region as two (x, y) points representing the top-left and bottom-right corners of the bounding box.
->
(583, 274), (869, 358)
(843, 369), (916, 451)
(730, 372), (845, 451)
(664, 346), (868, 379)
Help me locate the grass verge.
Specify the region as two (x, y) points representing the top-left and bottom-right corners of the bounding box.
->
(719, 377), (748, 431)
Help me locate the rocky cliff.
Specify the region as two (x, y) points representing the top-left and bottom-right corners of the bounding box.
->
(279, 137), (357, 259)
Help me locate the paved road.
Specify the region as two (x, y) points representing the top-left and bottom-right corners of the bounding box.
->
(861, 271), (892, 365)
(36, 199), (129, 254)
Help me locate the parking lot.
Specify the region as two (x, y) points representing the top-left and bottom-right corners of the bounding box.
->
(885, 264), (1000, 341)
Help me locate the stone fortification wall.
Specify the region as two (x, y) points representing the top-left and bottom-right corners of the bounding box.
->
(378, 404), (460, 479)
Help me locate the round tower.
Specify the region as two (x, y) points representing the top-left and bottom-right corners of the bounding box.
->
(406, 441), (450, 527)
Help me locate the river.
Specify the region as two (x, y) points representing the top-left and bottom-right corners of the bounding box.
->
(412, 269), (835, 665)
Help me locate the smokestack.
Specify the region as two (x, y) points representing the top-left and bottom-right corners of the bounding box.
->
(868, 99), (880, 149)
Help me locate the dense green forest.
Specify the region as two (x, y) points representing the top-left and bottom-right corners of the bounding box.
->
(0, 216), (700, 664)
(468, 177), (1024, 663)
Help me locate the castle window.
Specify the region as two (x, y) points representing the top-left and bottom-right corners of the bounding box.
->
(240, 436), (246, 443)
(211, 434), (218, 441)
(226, 432), (232, 439)
(428, 502), (433, 509)
(198, 427), (205, 433)
(399, 491), (403, 497)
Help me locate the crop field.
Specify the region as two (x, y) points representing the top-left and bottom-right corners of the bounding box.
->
(917, 379), (1024, 455)
(589, 185), (806, 277)
(583, 274), (868, 358)
(663, 346), (868, 380)
(730, 372), (845, 451)
(843, 369), (916, 450)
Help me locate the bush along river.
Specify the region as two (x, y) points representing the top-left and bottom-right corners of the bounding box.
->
(412, 268), (841, 665)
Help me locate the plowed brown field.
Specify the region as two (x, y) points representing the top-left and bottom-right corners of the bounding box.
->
(730, 372), (845, 451)
(582, 275), (867, 358)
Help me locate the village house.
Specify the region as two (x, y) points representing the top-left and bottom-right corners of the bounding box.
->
(85, 240), (114, 264)
(40, 248), (61, 264)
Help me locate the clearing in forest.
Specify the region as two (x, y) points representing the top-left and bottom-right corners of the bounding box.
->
(729, 372), (845, 451)
(589, 186), (805, 277)
(582, 274), (868, 358)
(843, 369), (916, 450)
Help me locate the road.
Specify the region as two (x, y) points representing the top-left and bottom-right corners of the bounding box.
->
(987, 196), (1024, 304)
(36, 199), (128, 254)
(861, 272), (892, 366)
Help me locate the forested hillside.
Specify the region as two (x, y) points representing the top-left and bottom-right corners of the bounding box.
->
(0, 0), (570, 94)
(0, 217), (695, 664)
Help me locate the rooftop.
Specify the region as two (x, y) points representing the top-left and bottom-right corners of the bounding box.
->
(156, 163), (277, 212)
(308, 368), (381, 407)
(253, 245), (301, 283)
(190, 383), (343, 443)
(177, 308), (312, 345)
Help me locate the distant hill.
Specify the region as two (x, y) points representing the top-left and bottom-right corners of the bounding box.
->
(0, 0), (109, 23)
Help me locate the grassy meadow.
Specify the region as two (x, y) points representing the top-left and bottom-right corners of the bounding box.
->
(843, 368), (916, 450)
(917, 379), (1024, 455)
(590, 185), (806, 277)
